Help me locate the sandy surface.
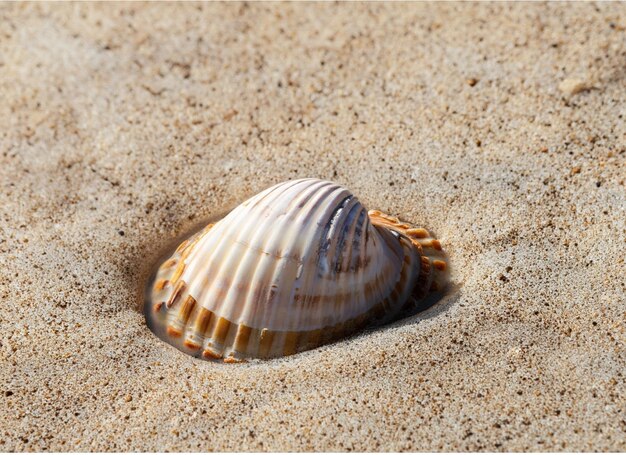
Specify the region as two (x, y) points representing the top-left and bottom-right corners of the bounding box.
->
(1, 3), (625, 451)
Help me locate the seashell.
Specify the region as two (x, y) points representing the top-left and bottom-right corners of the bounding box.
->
(145, 178), (449, 362)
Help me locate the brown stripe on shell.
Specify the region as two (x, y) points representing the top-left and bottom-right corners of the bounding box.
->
(165, 280), (186, 309)
(179, 295), (197, 321)
(202, 316), (232, 359)
(194, 308), (214, 336)
(225, 324), (251, 363)
(283, 331), (299, 356)
(170, 261), (185, 285)
(431, 239), (442, 251)
(258, 328), (275, 358)
(154, 279), (168, 291)
(232, 324), (252, 354)
(175, 239), (190, 253)
(166, 294), (197, 337)
(184, 307), (214, 350)
(223, 355), (244, 364)
(184, 339), (202, 350)
(193, 309), (375, 360)
(406, 228), (429, 239)
(160, 258), (177, 270)
(166, 295), (196, 338)
(213, 317), (231, 346)
(180, 228), (209, 261)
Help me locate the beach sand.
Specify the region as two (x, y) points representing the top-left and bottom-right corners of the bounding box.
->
(0, 3), (624, 451)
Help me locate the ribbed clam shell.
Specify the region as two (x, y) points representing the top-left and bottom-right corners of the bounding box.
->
(146, 178), (449, 361)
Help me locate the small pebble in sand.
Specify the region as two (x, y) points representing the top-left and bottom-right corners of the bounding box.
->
(467, 78), (478, 87)
(570, 166), (582, 175)
(558, 78), (590, 96)
(223, 109), (238, 121)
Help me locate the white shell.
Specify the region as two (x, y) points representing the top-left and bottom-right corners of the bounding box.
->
(146, 178), (448, 361)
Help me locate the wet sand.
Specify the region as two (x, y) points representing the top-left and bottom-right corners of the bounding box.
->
(0, 3), (624, 451)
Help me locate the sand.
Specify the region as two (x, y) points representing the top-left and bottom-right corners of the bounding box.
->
(0, 2), (624, 451)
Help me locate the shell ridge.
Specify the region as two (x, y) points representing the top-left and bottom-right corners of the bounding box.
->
(183, 219), (253, 316)
(299, 183), (345, 225)
(257, 179), (317, 222)
(183, 198), (263, 301)
(280, 185), (351, 331)
(216, 226), (281, 323)
(247, 178), (308, 210)
(342, 207), (369, 324)
(237, 241), (294, 332)
(302, 195), (395, 330)
(184, 226), (243, 315)
(346, 207), (370, 329)
(316, 194), (355, 275)
(193, 180), (316, 319)
(239, 252), (281, 329)
(326, 196), (362, 273)
(377, 235), (421, 323)
(332, 201), (362, 274)
(313, 192), (352, 270)
(330, 203), (371, 326)
(251, 180), (341, 331)
(217, 179), (340, 331)
(292, 186), (349, 290)
(292, 187), (356, 330)
(350, 208), (367, 272)
(339, 205), (363, 274)
(284, 179), (332, 217)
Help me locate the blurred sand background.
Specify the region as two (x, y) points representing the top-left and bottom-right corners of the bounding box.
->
(0, 2), (624, 451)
